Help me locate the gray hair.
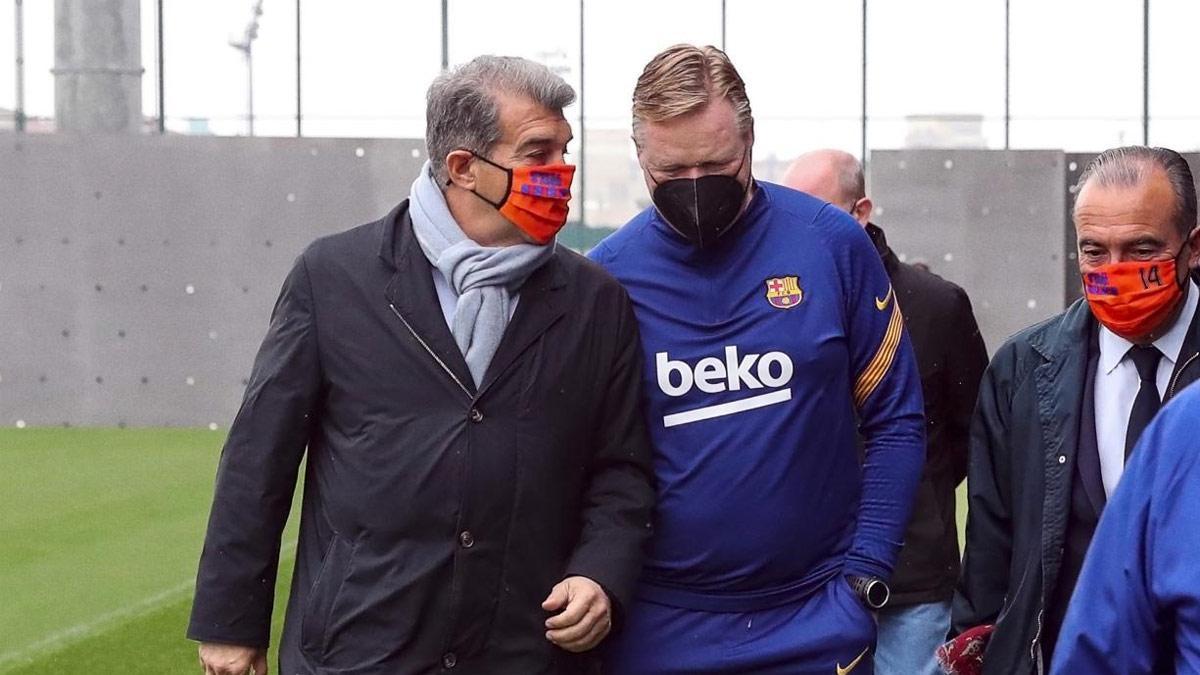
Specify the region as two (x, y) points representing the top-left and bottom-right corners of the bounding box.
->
(425, 55), (576, 184)
(837, 156), (867, 204)
(1075, 146), (1197, 238)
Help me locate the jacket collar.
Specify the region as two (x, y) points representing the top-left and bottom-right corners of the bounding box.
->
(377, 201), (407, 271)
(1027, 298), (1095, 363)
(1076, 324), (1106, 516)
(866, 223), (900, 276)
(380, 199), (569, 400)
(1168, 285), (1200, 400)
(382, 201), (475, 396)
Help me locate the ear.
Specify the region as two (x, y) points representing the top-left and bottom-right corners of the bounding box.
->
(855, 197), (874, 226)
(1187, 225), (1200, 269)
(444, 150), (477, 190)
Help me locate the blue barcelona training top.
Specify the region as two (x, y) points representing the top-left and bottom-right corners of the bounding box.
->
(589, 182), (925, 612)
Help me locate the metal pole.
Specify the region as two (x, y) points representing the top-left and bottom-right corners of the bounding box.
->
(226, 0), (262, 136)
(441, 0), (449, 71)
(15, 0), (24, 133)
(296, 0), (301, 136)
(157, 0), (164, 134)
(861, 0), (867, 162)
(1004, 0), (1010, 149)
(721, 0), (726, 52)
(579, 0), (586, 227)
(229, 1), (263, 136)
(1143, 0), (1149, 145)
(247, 46), (254, 136)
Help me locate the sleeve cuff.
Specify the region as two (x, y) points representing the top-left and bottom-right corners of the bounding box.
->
(842, 557), (892, 580)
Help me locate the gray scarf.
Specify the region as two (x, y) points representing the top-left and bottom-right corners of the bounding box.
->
(408, 161), (554, 387)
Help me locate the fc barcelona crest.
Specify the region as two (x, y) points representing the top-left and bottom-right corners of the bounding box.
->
(765, 276), (803, 309)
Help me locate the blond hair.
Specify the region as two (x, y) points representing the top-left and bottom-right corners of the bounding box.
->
(631, 44), (753, 142)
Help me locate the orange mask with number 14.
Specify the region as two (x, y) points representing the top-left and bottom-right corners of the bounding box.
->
(1082, 255), (1186, 341)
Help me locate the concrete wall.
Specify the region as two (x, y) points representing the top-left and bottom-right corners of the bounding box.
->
(4, 141), (1193, 427)
(1, 134), (424, 428)
(869, 150), (1068, 353)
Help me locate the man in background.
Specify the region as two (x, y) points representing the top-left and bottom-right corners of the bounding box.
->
(784, 150), (988, 675)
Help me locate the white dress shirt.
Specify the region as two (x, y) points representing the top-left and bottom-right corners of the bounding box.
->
(1094, 280), (1199, 496)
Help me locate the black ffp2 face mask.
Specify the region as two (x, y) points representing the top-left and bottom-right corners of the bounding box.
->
(649, 151), (751, 248)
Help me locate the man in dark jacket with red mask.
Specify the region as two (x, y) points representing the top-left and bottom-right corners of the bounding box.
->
(188, 56), (655, 675)
(950, 146), (1200, 674)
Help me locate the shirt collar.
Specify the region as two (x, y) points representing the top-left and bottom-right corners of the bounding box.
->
(1098, 280), (1199, 374)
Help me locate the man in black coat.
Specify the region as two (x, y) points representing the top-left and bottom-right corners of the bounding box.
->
(951, 146), (1200, 674)
(784, 150), (989, 675)
(188, 56), (656, 675)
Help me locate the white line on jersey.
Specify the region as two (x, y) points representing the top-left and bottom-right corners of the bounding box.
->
(662, 388), (793, 427)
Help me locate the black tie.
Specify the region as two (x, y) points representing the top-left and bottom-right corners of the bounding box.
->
(1125, 345), (1163, 459)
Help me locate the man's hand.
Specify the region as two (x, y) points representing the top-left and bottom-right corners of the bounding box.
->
(541, 576), (612, 653)
(198, 642), (267, 675)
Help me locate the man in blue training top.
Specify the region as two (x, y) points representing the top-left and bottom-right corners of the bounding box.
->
(588, 44), (926, 674)
(1051, 382), (1200, 674)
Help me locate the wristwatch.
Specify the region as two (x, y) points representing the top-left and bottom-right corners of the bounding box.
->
(847, 575), (891, 610)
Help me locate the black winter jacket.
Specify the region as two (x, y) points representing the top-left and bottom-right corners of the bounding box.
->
(188, 203), (656, 675)
(952, 296), (1200, 674)
(868, 224), (987, 606)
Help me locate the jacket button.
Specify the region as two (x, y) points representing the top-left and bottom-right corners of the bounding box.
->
(1058, 455), (1066, 464)
(459, 530), (475, 548)
(442, 652), (457, 669)
(469, 408), (483, 423)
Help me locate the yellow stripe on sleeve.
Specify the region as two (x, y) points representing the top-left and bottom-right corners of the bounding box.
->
(853, 299), (905, 408)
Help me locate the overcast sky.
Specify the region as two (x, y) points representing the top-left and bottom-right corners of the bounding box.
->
(2, 0), (1199, 156)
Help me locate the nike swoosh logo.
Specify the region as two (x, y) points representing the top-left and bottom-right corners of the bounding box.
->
(836, 646), (870, 675)
(875, 287), (894, 311)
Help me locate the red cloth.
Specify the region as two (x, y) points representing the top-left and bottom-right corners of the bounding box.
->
(936, 624), (994, 675)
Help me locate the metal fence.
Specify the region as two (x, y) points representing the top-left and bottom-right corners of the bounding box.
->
(5, 1), (1200, 230)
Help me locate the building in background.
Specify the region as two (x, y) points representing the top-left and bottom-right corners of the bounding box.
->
(904, 114), (988, 149)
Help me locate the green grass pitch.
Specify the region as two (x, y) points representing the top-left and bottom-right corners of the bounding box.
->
(0, 428), (298, 674)
(0, 427), (969, 673)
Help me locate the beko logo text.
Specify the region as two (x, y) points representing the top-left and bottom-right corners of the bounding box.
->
(655, 347), (794, 427)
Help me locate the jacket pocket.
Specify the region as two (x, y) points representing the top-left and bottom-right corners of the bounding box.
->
(300, 535), (355, 659)
(984, 558), (1041, 675)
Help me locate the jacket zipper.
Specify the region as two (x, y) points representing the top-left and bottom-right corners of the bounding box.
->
(388, 303), (473, 401)
(1168, 351), (1200, 399)
(1030, 607), (1044, 674)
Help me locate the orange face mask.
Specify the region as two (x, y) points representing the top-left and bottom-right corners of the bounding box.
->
(465, 152), (575, 245)
(1082, 256), (1186, 340)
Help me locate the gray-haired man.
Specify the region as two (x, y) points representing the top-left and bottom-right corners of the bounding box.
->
(952, 146), (1200, 673)
(187, 55), (655, 675)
